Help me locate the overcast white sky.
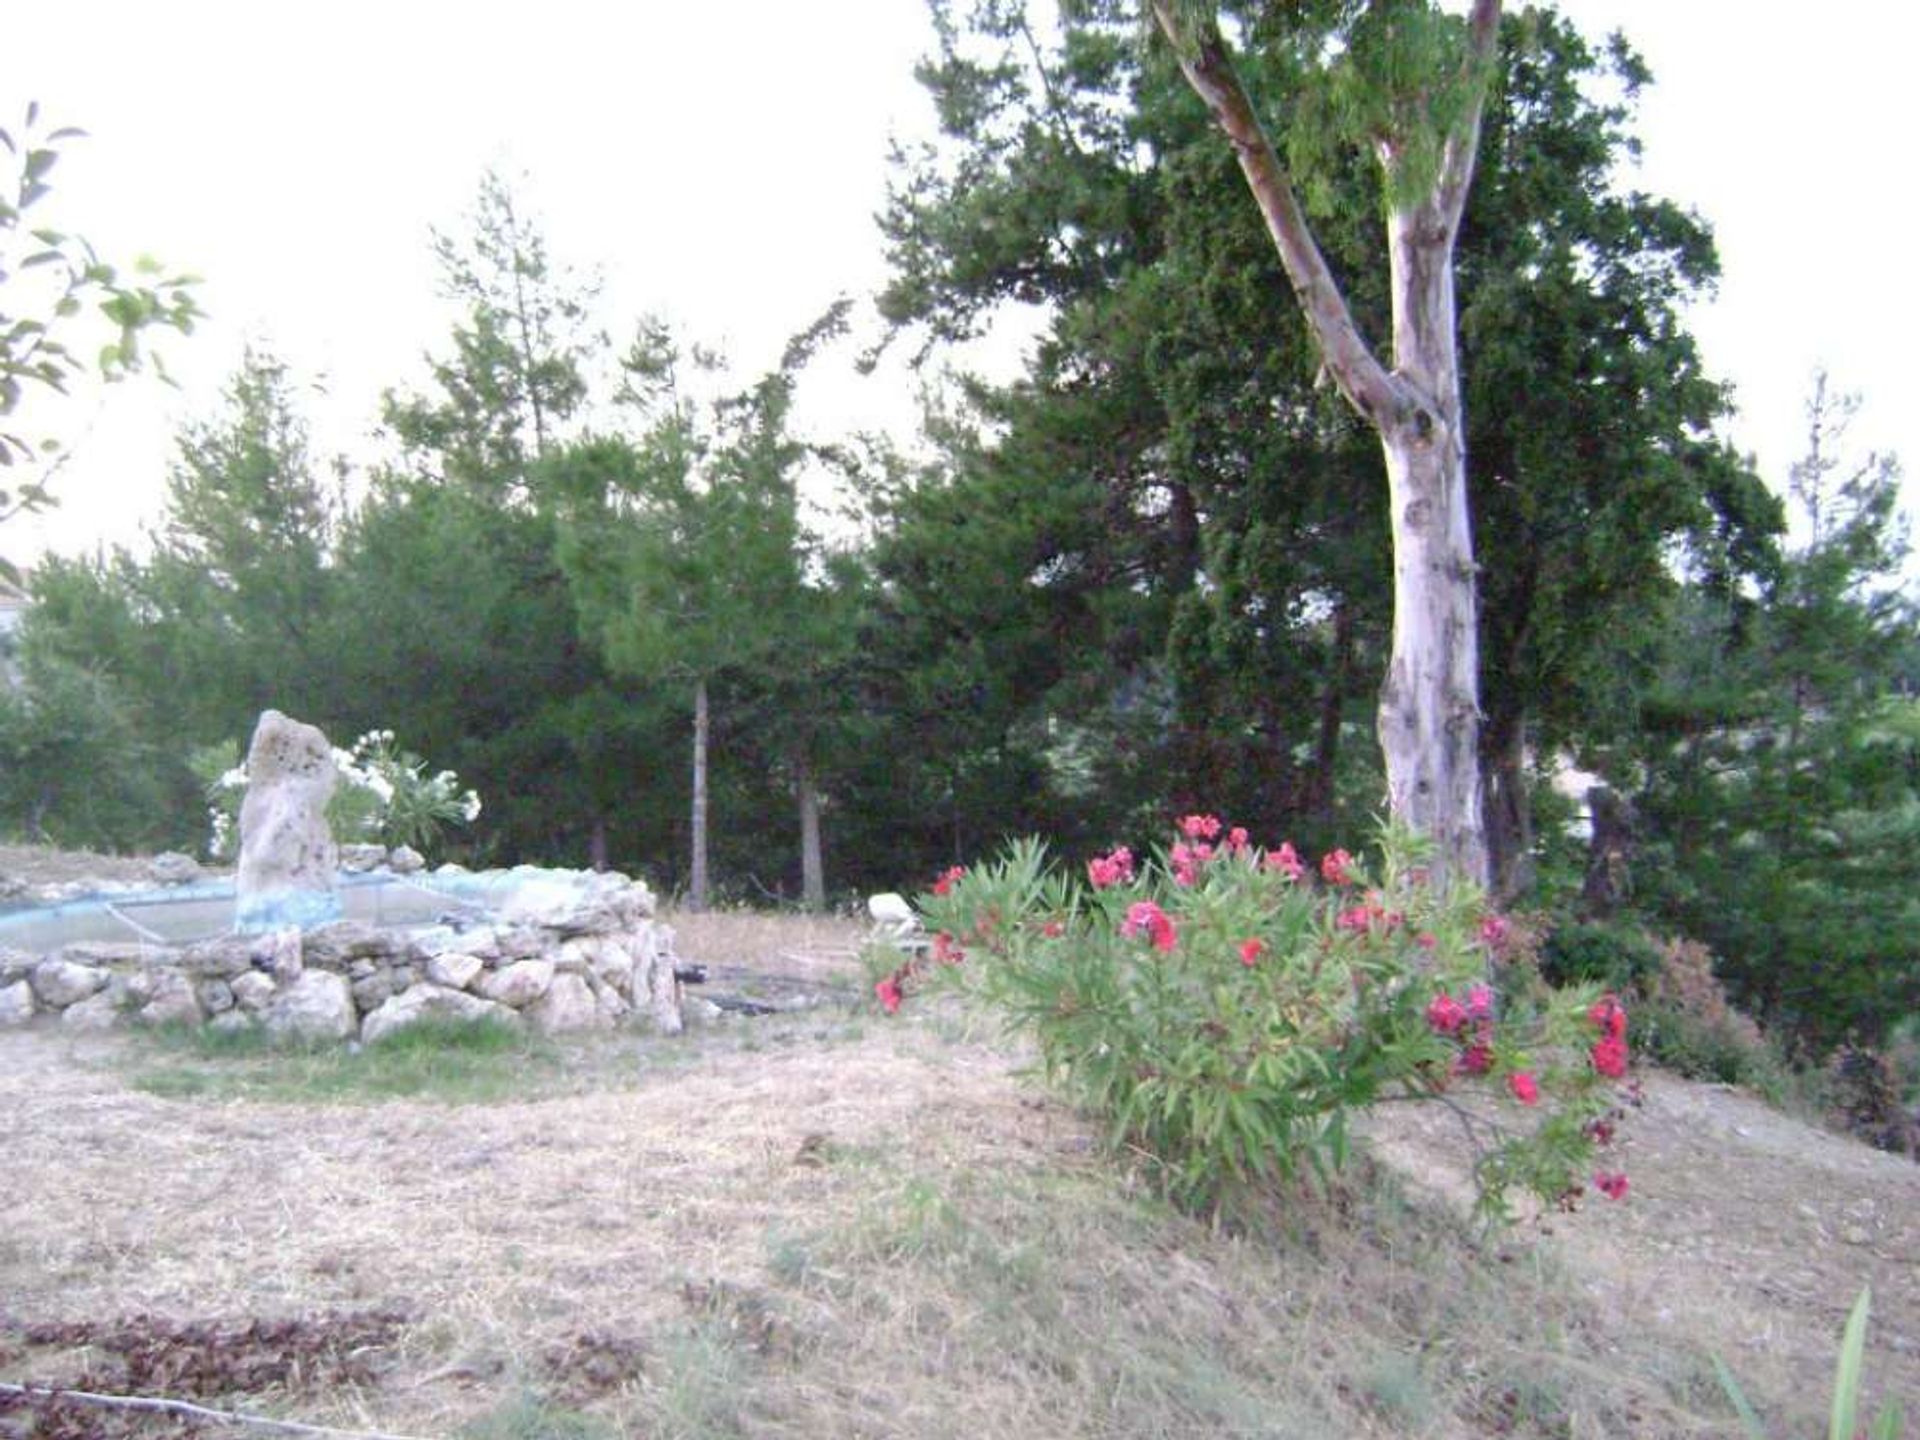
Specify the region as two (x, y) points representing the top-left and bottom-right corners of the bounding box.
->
(4, 1), (1915, 569)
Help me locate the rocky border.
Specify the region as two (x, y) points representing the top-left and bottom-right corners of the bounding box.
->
(0, 869), (685, 1042)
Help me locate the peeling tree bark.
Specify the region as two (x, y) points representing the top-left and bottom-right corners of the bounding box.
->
(1150, 0), (1499, 889)
(798, 757), (825, 912)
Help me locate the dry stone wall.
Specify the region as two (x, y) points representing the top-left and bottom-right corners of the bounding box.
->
(0, 870), (684, 1042)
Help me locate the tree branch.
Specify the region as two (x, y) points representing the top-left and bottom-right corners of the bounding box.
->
(0, 1381), (432, 1440)
(1148, 0), (1403, 429)
(1432, 0), (1505, 235)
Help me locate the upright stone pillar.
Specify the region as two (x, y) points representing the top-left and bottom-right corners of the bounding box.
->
(235, 710), (342, 933)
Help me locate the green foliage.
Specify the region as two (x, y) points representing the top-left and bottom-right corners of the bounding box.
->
(1715, 1288), (1906, 1440)
(1636, 376), (1918, 1052)
(0, 103), (199, 522)
(1539, 919), (1662, 994)
(903, 821), (1629, 1220)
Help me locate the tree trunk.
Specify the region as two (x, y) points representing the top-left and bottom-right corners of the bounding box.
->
(797, 759), (825, 912)
(588, 814), (610, 873)
(1374, 201), (1486, 888)
(689, 676), (709, 912)
(1151, 0), (1501, 891)
(1481, 705), (1533, 903)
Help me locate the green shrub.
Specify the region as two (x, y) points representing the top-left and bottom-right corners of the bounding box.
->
(1540, 920), (1664, 993)
(885, 818), (1637, 1221)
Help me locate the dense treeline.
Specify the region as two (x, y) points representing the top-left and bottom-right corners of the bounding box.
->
(1, 4), (1914, 1054)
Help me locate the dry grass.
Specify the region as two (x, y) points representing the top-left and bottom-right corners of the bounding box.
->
(1, 913), (1914, 1438)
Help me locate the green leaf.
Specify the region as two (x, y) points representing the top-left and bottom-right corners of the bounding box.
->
(1709, 1353), (1766, 1439)
(1829, 1287), (1870, 1440)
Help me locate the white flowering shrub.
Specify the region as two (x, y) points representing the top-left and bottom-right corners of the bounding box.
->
(193, 729), (481, 861)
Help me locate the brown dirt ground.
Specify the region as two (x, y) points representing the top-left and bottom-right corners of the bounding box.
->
(0, 871), (1915, 1433)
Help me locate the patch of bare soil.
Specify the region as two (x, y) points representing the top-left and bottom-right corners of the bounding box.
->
(1361, 1070), (1920, 1415)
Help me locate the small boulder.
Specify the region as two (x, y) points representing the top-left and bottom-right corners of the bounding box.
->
(477, 958), (554, 1008)
(350, 968), (395, 1012)
(229, 970), (277, 1013)
(139, 973), (205, 1028)
(425, 952), (485, 991)
(148, 851), (204, 886)
(388, 845), (426, 874)
(264, 970), (357, 1042)
(176, 936), (258, 979)
(526, 972), (608, 1035)
(339, 843), (387, 874)
(0, 979), (36, 1027)
(30, 958), (110, 1009)
(198, 978), (237, 1015)
(62, 991), (123, 1032)
(360, 984), (520, 1045)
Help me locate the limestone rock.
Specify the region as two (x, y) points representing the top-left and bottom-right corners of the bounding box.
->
(339, 843), (387, 874)
(585, 971), (630, 1023)
(198, 978), (236, 1015)
(235, 709), (341, 932)
(0, 979), (35, 1027)
(140, 972), (204, 1028)
(30, 958), (109, 1009)
(264, 970), (356, 1041)
(259, 928), (303, 983)
(350, 968), (395, 1012)
(495, 867), (654, 935)
(526, 972), (607, 1034)
(360, 983), (519, 1045)
(477, 958), (554, 1008)
(62, 991), (122, 1032)
(148, 851), (204, 885)
(176, 936), (258, 979)
(121, 970), (158, 1008)
(0, 947), (34, 984)
(425, 952), (484, 991)
(388, 845), (425, 874)
(209, 1010), (256, 1036)
(230, 971), (277, 1012)
(303, 921), (404, 968)
(56, 941), (153, 967)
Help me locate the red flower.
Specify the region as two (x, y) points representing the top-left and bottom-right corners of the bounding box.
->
(1464, 983), (1494, 1022)
(1590, 1034), (1629, 1079)
(1320, 848), (1354, 885)
(931, 931), (965, 965)
(1178, 813), (1222, 841)
(1586, 1118), (1616, 1146)
(1040, 919), (1065, 938)
(1086, 845), (1135, 889)
(874, 976), (903, 1014)
(1479, 913), (1510, 948)
(1454, 1042), (1493, 1076)
(1336, 903), (1376, 934)
(931, 865), (966, 897)
(1265, 842), (1306, 882)
(1507, 1071), (1540, 1106)
(1416, 931), (1438, 950)
(1122, 900), (1178, 953)
(1226, 826), (1250, 854)
(1238, 937), (1265, 968)
(1426, 992), (1467, 1035)
(1594, 1170), (1630, 1201)
(1588, 993), (1628, 1042)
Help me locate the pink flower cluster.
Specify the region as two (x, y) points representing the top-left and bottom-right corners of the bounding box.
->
(1121, 900), (1178, 953)
(1588, 994), (1629, 1079)
(1087, 845), (1134, 889)
(1425, 983), (1497, 1077)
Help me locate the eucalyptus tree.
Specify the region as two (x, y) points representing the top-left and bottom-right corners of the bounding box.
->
(879, 2), (1770, 895)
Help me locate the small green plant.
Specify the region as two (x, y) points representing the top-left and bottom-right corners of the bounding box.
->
(1715, 1287), (1905, 1440)
(882, 815), (1637, 1220)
